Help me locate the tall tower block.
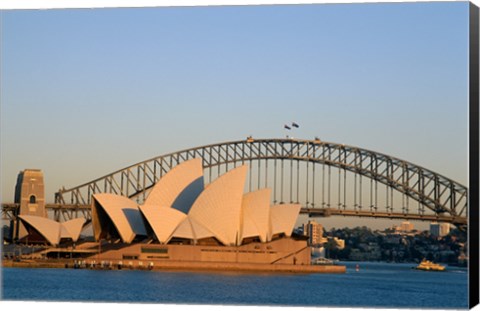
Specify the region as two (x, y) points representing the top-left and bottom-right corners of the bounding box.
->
(15, 169), (47, 217)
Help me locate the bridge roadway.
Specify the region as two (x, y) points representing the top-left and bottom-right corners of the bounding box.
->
(1, 203), (467, 226)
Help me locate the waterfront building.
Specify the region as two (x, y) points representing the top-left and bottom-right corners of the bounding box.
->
(327, 237), (345, 249)
(400, 221), (414, 232)
(302, 220), (325, 246)
(388, 221), (414, 235)
(430, 222), (450, 237)
(90, 158), (310, 265)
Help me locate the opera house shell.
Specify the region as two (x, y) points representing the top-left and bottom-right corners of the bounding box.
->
(91, 158), (310, 265)
(17, 215), (85, 246)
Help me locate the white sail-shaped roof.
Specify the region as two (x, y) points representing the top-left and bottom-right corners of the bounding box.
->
(18, 215), (62, 246)
(170, 217), (215, 242)
(139, 204), (187, 243)
(269, 204), (301, 238)
(240, 189), (271, 243)
(60, 226), (71, 241)
(144, 158), (204, 214)
(189, 217), (216, 240)
(169, 217), (194, 240)
(19, 216), (86, 245)
(92, 193), (147, 244)
(172, 217), (195, 240)
(61, 218), (86, 242)
(17, 222), (29, 241)
(188, 165), (248, 246)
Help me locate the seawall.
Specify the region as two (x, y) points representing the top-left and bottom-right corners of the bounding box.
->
(2, 259), (346, 273)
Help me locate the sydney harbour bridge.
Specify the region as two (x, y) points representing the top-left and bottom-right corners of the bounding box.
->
(1, 137), (469, 230)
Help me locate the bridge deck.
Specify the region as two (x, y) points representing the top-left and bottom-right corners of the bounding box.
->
(1, 203), (467, 225)
(303, 208), (467, 225)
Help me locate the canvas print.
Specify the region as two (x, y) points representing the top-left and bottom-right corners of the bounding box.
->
(1, 1), (478, 310)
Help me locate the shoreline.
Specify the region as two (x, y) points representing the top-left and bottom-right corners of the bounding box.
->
(2, 259), (346, 274)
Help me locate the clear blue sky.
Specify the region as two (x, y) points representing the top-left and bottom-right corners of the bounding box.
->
(1, 2), (470, 229)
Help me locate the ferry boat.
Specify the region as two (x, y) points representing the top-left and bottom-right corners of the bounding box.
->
(414, 259), (446, 271)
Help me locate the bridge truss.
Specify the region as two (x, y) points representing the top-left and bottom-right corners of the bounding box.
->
(49, 138), (467, 228)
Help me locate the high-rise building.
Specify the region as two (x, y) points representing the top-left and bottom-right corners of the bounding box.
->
(302, 220), (324, 246)
(430, 222), (450, 237)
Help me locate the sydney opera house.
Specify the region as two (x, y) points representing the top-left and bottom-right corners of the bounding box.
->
(13, 159), (315, 267)
(90, 158), (311, 265)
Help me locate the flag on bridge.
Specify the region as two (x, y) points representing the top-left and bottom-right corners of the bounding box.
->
(292, 122), (299, 128)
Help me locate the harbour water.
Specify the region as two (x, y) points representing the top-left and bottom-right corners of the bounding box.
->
(1, 261), (468, 309)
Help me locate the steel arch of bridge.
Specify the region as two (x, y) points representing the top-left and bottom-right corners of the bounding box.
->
(55, 138), (468, 227)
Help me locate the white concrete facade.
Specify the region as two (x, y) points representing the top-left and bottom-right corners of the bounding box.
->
(188, 165), (248, 246)
(240, 189), (271, 243)
(18, 215), (86, 246)
(270, 204), (301, 238)
(139, 204), (186, 243)
(92, 193), (147, 243)
(92, 159), (301, 247)
(170, 217), (216, 242)
(144, 158), (204, 213)
(61, 218), (86, 242)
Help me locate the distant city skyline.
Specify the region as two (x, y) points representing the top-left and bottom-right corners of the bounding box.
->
(1, 2), (470, 230)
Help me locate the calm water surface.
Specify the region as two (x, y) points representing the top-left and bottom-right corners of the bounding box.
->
(1, 262), (468, 309)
